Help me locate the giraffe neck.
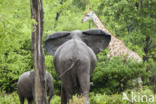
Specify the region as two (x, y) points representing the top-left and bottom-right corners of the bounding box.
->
(92, 14), (111, 35)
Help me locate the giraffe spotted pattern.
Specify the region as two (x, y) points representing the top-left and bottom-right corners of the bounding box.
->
(82, 10), (142, 62)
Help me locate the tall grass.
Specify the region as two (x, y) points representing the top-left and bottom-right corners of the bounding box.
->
(1, 87), (156, 104)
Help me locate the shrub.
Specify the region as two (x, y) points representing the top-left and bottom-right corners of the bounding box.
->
(0, 0), (32, 92)
(91, 51), (150, 94)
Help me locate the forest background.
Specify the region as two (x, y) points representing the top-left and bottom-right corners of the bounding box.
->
(0, 0), (156, 103)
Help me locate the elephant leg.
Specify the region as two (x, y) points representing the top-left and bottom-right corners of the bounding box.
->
(78, 73), (90, 104)
(47, 83), (54, 104)
(78, 87), (82, 95)
(61, 85), (67, 104)
(19, 96), (24, 104)
(48, 94), (52, 104)
(61, 75), (73, 104)
(27, 97), (33, 104)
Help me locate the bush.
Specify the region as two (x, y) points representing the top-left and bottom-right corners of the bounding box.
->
(91, 51), (150, 94)
(0, 0), (32, 92)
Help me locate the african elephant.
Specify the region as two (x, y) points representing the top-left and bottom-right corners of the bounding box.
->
(45, 29), (111, 104)
(17, 70), (54, 104)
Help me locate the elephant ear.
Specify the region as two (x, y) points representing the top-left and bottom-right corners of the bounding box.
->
(45, 32), (70, 55)
(82, 29), (111, 54)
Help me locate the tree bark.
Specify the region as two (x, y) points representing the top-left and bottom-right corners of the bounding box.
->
(54, 0), (64, 28)
(30, 0), (47, 104)
(143, 36), (151, 63)
(141, 0), (144, 8)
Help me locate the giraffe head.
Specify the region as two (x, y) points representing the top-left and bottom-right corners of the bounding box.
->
(82, 9), (95, 23)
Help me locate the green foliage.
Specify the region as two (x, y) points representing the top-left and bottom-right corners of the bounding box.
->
(69, 95), (86, 104)
(0, 0), (155, 98)
(0, 0), (32, 92)
(1, 88), (156, 104)
(0, 91), (61, 104)
(90, 87), (156, 104)
(0, 92), (20, 104)
(50, 95), (61, 104)
(91, 51), (150, 94)
(90, 93), (124, 104)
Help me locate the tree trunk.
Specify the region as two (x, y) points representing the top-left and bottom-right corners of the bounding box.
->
(54, 0), (64, 28)
(30, 0), (47, 104)
(143, 36), (151, 63)
(141, 0), (144, 8)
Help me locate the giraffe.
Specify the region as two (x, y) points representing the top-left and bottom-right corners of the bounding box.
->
(82, 9), (142, 62)
(82, 9), (143, 89)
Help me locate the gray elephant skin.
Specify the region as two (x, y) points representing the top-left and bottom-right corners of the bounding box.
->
(17, 71), (54, 104)
(45, 29), (111, 104)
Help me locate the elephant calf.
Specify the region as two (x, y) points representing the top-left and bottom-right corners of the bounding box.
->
(17, 70), (54, 104)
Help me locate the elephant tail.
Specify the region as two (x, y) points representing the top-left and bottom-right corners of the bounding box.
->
(58, 59), (79, 79)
